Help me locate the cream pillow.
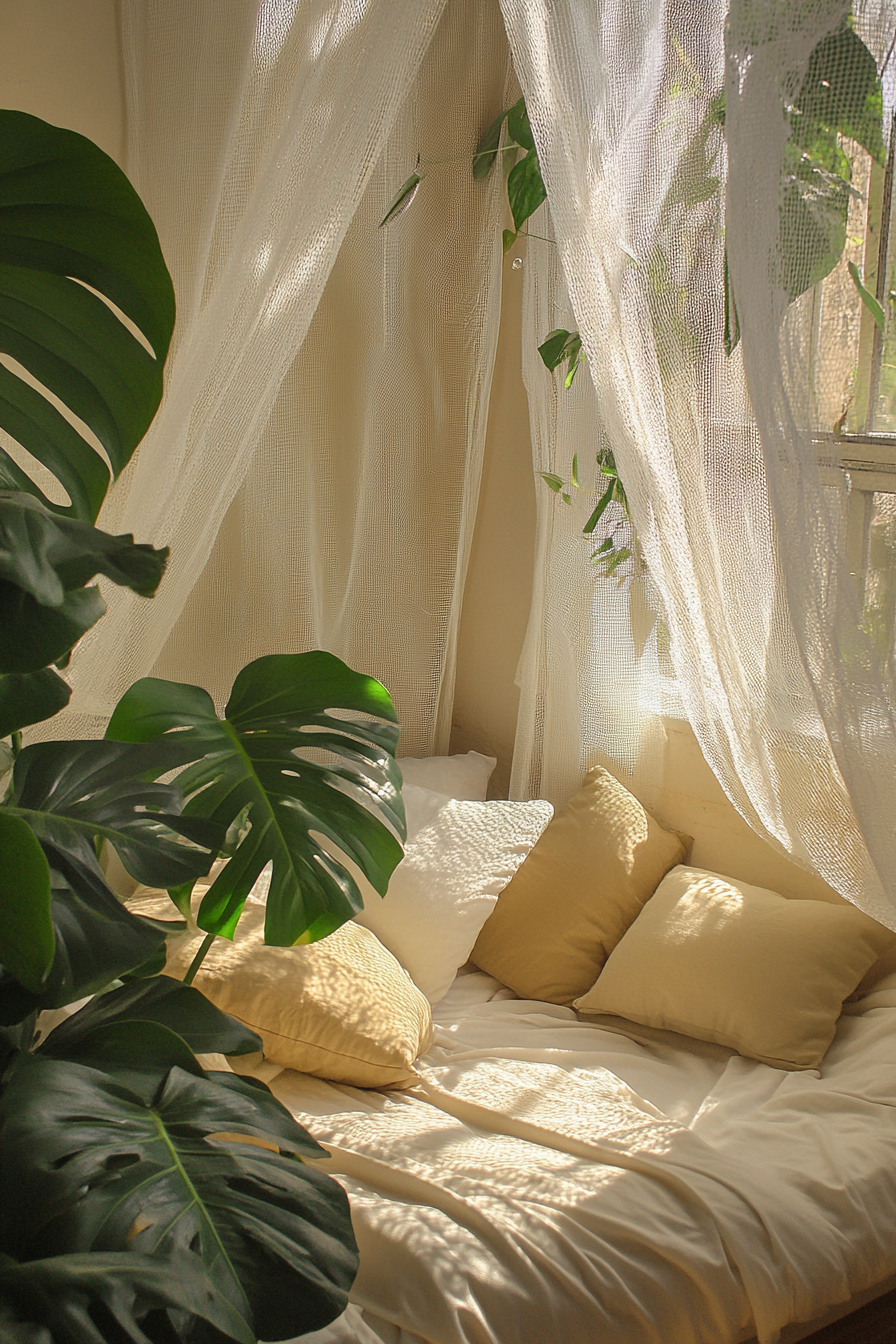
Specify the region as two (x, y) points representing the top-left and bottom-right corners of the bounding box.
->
(471, 767), (690, 1005)
(354, 798), (553, 1005)
(401, 783), (454, 840)
(397, 750), (497, 800)
(156, 902), (433, 1089)
(575, 865), (896, 1069)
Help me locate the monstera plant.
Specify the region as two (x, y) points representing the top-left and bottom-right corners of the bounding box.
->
(0, 110), (406, 1342)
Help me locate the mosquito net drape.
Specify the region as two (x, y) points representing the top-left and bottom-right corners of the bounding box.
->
(58, 0), (513, 756)
(510, 207), (667, 814)
(503, 0), (896, 926)
(50, 0), (896, 924)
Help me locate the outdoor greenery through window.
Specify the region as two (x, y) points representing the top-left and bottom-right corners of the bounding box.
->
(813, 78), (896, 666)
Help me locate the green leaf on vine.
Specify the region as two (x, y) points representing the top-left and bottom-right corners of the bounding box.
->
(473, 108), (512, 180)
(848, 260), (885, 333)
(583, 481), (616, 534)
(507, 149), (547, 232)
(792, 22), (885, 164)
(723, 249), (740, 356)
(538, 329), (574, 371)
(506, 98), (535, 152)
(563, 338), (585, 387)
(379, 172), (422, 228)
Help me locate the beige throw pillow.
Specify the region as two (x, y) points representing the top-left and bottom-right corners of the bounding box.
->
(160, 903), (433, 1089)
(575, 865), (896, 1069)
(471, 767), (690, 1004)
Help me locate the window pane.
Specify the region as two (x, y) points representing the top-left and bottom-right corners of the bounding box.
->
(811, 149), (870, 435)
(873, 187), (896, 432)
(862, 490), (896, 664)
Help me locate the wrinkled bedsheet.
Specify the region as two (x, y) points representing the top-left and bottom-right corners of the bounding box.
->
(275, 968), (896, 1344)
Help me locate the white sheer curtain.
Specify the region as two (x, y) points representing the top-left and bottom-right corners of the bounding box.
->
(503, 0), (896, 927)
(147, 0), (514, 755)
(57, 0), (512, 754)
(510, 207), (666, 813)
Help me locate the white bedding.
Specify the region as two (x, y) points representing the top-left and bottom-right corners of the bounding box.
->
(270, 967), (896, 1344)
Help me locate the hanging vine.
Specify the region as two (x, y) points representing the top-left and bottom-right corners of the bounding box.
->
(378, 15), (886, 653)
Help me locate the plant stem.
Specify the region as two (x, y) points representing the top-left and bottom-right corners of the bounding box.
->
(419, 146), (520, 169)
(183, 932), (216, 985)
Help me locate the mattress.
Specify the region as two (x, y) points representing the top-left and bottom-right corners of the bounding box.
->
(263, 965), (896, 1344)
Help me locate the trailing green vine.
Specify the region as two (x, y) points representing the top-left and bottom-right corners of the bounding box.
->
(379, 17), (886, 662)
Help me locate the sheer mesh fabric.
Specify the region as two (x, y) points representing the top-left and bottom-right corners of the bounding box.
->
(510, 211), (667, 813)
(56, 0), (511, 755)
(504, 0), (896, 925)
(42, 0), (896, 924)
(150, 2), (515, 755)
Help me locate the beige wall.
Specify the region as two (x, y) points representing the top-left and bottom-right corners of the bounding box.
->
(654, 718), (841, 902)
(0, 0), (123, 161)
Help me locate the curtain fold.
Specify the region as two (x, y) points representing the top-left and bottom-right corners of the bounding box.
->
(509, 212), (666, 811)
(503, 0), (896, 926)
(147, 0), (515, 755)
(56, 0), (454, 737)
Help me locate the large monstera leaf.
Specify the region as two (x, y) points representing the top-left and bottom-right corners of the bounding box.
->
(0, 1048), (358, 1342)
(0, 738), (224, 1021)
(7, 738), (223, 887)
(0, 490), (168, 680)
(0, 110), (174, 736)
(0, 1250), (255, 1344)
(0, 843), (170, 1026)
(0, 110), (175, 523)
(106, 651), (406, 946)
(0, 667), (71, 740)
(39, 977), (263, 1062)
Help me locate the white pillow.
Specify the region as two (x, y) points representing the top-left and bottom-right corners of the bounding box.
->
(397, 750), (497, 800)
(402, 783), (454, 840)
(354, 797), (553, 1004)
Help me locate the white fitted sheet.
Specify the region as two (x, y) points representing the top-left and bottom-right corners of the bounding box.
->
(275, 967), (896, 1344)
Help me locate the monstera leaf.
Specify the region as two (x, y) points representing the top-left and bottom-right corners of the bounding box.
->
(0, 812), (53, 994)
(0, 110), (175, 523)
(0, 491), (168, 676)
(0, 1250), (255, 1344)
(106, 651), (406, 947)
(40, 977), (262, 1062)
(0, 848), (167, 1025)
(6, 738), (223, 888)
(0, 1048), (358, 1342)
(0, 668), (71, 739)
(0, 739), (224, 1021)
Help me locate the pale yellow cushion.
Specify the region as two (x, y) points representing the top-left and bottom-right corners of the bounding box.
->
(144, 896), (433, 1089)
(471, 767), (690, 1005)
(575, 865), (896, 1069)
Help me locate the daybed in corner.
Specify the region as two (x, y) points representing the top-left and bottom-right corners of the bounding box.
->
(131, 754), (896, 1344)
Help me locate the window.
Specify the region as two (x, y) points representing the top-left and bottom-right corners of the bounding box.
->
(810, 103), (896, 664)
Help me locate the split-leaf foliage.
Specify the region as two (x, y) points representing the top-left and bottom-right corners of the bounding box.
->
(0, 110), (407, 1341)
